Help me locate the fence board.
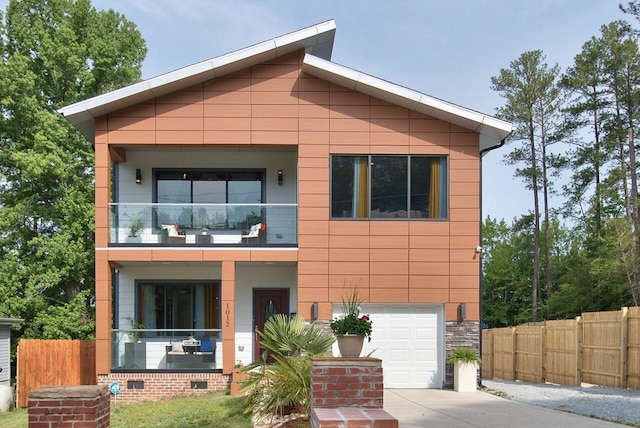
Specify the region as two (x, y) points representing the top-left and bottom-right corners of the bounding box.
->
(514, 325), (543, 383)
(17, 339), (96, 407)
(491, 327), (515, 381)
(628, 307), (640, 389)
(581, 310), (623, 387)
(481, 329), (493, 379)
(544, 319), (579, 386)
(483, 307), (639, 390)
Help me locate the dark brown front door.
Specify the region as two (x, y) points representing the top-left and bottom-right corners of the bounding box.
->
(253, 289), (289, 361)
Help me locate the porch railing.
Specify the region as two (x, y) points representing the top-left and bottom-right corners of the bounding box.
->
(111, 329), (222, 371)
(109, 203), (297, 245)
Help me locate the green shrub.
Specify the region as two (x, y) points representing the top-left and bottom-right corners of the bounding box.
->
(447, 347), (482, 366)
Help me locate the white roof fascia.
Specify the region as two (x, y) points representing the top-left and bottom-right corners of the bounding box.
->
(0, 318), (23, 326)
(302, 54), (512, 150)
(59, 20), (337, 141)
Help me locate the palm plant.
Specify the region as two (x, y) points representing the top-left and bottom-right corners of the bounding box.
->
(241, 314), (334, 423)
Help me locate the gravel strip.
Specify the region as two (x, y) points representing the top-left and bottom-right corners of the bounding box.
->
(482, 379), (640, 426)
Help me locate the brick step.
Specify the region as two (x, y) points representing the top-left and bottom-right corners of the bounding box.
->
(311, 407), (398, 428)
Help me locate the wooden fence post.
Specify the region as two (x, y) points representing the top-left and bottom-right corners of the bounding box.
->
(541, 324), (546, 383)
(511, 327), (516, 381)
(576, 316), (582, 386)
(621, 307), (628, 388)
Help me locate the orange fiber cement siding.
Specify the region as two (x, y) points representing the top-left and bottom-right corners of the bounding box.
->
(97, 50), (480, 332)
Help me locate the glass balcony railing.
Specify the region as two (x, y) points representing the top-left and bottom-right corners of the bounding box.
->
(109, 203), (297, 245)
(111, 329), (222, 371)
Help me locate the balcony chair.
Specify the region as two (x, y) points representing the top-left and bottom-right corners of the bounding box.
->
(241, 223), (265, 243)
(160, 224), (186, 244)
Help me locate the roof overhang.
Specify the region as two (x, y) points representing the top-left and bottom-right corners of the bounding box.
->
(301, 54), (512, 153)
(58, 20), (337, 142)
(0, 318), (23, 326)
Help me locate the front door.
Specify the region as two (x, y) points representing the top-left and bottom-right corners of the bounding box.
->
(253, 289), (289, 361)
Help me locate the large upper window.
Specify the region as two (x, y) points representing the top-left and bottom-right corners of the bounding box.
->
(136, 281), (220, 337)
(154, 169), (265, 229)
(331, 155), (448, 219)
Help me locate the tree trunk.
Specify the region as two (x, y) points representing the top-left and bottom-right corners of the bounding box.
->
(593, 94), (602, 240)
(530, 121), (540, 322)
(541, 120), (552, 304)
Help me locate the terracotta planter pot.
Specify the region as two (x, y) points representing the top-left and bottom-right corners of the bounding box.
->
(230, 369), (248, 396)
(336, 334), (365, 358)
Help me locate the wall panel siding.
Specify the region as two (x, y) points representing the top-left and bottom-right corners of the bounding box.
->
(100, 50), (482, 325)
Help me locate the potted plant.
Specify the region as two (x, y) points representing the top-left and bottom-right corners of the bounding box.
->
(125, 214), (144, 243)
(230, 361), (248, 396)
(330, 287), (372, 357)
(447, 347), (481, 392)
(123, 316), (146, 369)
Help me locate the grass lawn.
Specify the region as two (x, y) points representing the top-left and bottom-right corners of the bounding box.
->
(0, 391), (251, 428)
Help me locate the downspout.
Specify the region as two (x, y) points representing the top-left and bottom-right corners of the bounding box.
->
(477, 137), (508, 387)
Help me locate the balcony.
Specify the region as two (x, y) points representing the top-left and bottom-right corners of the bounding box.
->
(109, 203), (297, 246)
(112, 329), (223, 371)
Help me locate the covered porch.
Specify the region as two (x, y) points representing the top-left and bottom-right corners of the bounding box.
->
(109, 260), (298, 373)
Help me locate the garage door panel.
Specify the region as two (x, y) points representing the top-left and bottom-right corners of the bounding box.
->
(351, 303), (443, 389)
(415, 327), (436, 340)
(389, 349), (410, 362)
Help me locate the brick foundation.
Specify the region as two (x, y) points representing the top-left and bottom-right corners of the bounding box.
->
(98, 372), (230, 402)
(310, 358), (397, 428)
(28, 385), (110, 428)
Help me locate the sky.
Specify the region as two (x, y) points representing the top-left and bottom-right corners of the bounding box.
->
(1, 0), (628, 221)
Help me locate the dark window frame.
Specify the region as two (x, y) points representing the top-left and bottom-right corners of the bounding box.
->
(134, 280), (221, 337)
(330, 154), (449, 220)
(152, 168), (266, 230)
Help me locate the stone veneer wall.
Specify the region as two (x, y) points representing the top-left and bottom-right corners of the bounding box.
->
(444, 320), (480, 388)
(98, 373), (230, 401)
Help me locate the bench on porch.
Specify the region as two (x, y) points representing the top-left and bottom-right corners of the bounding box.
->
(165, 338), (215, 369)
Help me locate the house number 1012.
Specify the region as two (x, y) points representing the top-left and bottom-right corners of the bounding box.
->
(225, 303), (231, 327)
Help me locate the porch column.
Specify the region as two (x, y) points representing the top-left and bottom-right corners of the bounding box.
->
(94, 255), (112, 375)
(221, 260), (236, 374)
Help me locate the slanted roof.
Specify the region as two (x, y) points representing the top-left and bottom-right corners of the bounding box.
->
(59, 19), (511, 150)
(59, 20), (337, 141)
(301, 54), (512, 152)
(0, 318), (23, 326)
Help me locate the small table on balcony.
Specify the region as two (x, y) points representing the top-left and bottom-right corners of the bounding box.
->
(195, 234), (212, 244)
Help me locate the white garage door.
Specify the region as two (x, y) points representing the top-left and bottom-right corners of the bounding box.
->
(334, 304), (444, 388)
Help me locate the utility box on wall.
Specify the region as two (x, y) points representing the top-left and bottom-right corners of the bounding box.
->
(0, 318), (22, 387)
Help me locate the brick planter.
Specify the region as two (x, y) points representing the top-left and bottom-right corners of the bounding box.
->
(310, 357), (397, 428)
(28, 385), (110, 428)
(311, 357), (383, 408)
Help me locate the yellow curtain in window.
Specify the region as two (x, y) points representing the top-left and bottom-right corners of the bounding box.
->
(429, 159), (440, 218)
(357, 157), (368, 218)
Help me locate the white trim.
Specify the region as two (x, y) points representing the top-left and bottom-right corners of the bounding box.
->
(302, 54), (512, 148)
(58, 20), (337, 141)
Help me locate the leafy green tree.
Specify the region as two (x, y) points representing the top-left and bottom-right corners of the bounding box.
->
(491, 50), (567, 321)
(0, 0), (146, 343)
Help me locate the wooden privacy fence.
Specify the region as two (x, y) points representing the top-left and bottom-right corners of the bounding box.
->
(16, 339), (96, 407)
(482, 307), (640, 389)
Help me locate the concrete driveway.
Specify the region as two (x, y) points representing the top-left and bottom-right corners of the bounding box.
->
(383, 389), (624, 427)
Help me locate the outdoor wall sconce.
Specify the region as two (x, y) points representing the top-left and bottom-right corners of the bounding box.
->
(135, 169), (142, 184)
(277, 169), (283, 186)
(311, 302), (318, 320)
(458, 302), (466, 321)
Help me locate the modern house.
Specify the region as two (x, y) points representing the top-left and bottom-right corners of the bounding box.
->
(59, 20), (512, 397)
